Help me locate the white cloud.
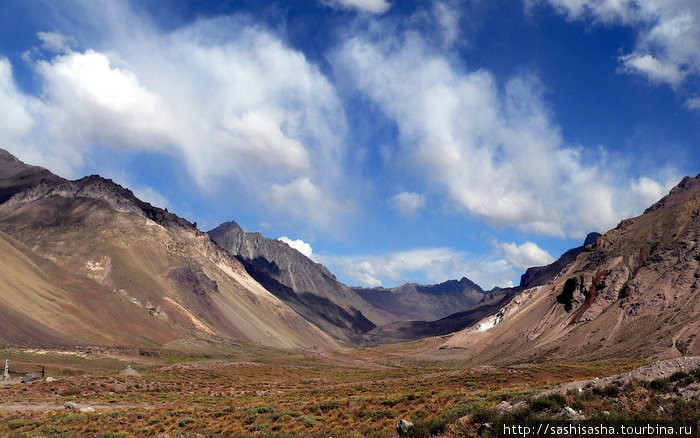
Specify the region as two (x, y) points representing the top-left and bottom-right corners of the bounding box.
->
(387, 192), (425, 218)
(278, 236), (314, 259)
(620, 53), (684, 85)
(318, 248), (517, 289)
(0, 6), (349, 230)
(494, 241), (555, 270)
(37, 31), (75, 54)
(336, 30), (673, 237)
(321, 0), (392, 14)
(537, 0), (700, 87)
(0, 59), (35, 144)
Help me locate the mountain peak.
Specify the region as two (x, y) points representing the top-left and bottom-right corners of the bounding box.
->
(209, 220), (244, 236)
(644, 173), (700, 214)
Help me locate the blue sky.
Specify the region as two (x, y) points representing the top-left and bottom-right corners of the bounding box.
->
(1, 0), (698, 289)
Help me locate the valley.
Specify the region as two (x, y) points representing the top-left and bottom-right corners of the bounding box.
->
(0, 147), (698, 437)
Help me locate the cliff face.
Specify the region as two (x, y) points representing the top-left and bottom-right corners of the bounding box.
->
(441, 175), (700, 362)
(209, 222), (391, 344)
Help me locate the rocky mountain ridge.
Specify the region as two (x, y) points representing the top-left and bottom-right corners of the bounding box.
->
(354, 277), (487, 322)
(440, 173), (700, 361)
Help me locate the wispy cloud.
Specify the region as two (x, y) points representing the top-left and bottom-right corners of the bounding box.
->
(335, 24), (675, 237)
(320, 0), (391, 14)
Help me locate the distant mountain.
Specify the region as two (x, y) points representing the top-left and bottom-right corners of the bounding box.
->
(441, 174), (700, 362)
(0, 149), (337, 350)
(354, 277), (486, 322)
(364, 233), (610, 344)
(209, 222), (393, 344)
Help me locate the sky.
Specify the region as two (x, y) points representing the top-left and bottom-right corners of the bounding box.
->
(1, 0), (698, 289)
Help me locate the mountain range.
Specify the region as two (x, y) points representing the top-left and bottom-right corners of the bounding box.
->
(1, 148), (698, 361)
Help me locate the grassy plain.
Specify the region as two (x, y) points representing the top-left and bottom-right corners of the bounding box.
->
(0, 343), (647, 437)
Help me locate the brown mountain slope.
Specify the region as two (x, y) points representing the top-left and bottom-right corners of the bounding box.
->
(0, 230), (183, 346)
(440, 175), (700, 363)
(0, 150), (337, 351)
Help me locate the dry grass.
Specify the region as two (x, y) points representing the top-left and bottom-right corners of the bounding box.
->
(0, 347), (643, 437)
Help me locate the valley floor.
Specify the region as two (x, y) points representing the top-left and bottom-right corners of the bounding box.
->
(0, 342), (658, 437)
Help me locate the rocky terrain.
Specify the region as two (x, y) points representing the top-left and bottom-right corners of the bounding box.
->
(439, 174), (700, 362)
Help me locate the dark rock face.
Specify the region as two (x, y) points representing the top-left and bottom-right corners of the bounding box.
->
(209, 222), (386, 343)
(354, 277), (487, 322)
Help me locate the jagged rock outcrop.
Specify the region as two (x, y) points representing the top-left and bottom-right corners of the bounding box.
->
(209, 222), (390, 344)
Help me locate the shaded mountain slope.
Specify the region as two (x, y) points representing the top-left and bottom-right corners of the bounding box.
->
(354, 277), (487, 323)
(209, 221), (391, 344)
(0, 150), (337, 351)
(440, 175), (700, 362)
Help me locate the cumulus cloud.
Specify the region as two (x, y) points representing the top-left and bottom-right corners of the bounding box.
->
(335, 26), (674, 237)
(321, 0), (392, 14)
(278, 236), (314, 259)
(318, 248), (517, 289)
(0, 5), (348, 229)
(536, 0), (700, 87)
(494, 241), (555, 270)
(387, 192), (425, 218)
